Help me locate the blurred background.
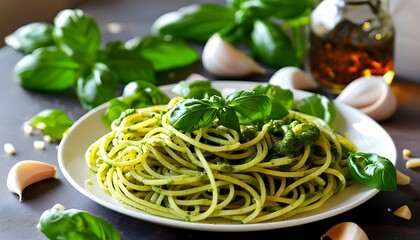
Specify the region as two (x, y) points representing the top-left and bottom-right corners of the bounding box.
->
(0, 0), (86, 46)
(1, 0), (418, 81)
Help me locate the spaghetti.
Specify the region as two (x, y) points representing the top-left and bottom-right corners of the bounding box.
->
(85, 96), (351, 223)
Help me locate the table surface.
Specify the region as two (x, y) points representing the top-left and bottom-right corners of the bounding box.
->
(1, 1), (419, 239)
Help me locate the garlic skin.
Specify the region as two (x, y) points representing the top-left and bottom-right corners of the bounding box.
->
(335, 76), (397, 121)
(202, 33), (266, 78)
(52, 203), (66, 211)
(269, 66), (318, 90)
(7, 160), (58, 202)
(185, 73), (207, 81)
(321, 222), (369, 240)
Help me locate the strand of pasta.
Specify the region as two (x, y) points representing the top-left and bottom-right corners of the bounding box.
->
(212, 146), (257, 160)
(188, 145), (219, 222)
(85, 138), (101, 172)
(212, 173), (263, 223)
(280, 134), (333, 197)
(201, 126), (240, 146)
(250, 186), (307, 223)
(257, 155), (299, 168)
(282, 174), (337, 219)
(108, 167), (184, 220)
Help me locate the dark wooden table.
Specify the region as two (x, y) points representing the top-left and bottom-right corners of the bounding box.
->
(1, 0), (419, 239)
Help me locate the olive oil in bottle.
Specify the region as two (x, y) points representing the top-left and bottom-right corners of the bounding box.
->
(309, 0), (394, 94)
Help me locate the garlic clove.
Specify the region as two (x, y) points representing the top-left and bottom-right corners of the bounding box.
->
(202, 33), (266, 78)
(7, 160), (58, 202)
(335, 76), (397, 121)
(321, 222), (369, 240)
(335, 77), (382, 108)
(269, 66), (318, 90)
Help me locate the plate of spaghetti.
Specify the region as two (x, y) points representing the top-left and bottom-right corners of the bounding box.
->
(58, 81), (396, 232)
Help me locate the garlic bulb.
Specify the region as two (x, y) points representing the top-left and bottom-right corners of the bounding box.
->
(202, 33), (266, 78)
(7, 160), (58, 202)
(335, 76), (397, 121)
(269, 66), (318, 90)
(321, 222), (369, 240)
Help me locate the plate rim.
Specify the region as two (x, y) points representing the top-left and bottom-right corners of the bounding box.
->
(57, 80), (396, 232)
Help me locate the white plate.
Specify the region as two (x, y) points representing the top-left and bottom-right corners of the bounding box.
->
(58, 81), (396, 232)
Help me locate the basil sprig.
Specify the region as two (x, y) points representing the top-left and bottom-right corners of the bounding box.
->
(12, 9), (152, 110)
(152, 0), (315, 68)
(7, 9), (199, 110)
(169, 90), (271, 132)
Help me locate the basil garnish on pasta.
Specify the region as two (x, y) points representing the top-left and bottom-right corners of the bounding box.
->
(168, 90), (271, 133)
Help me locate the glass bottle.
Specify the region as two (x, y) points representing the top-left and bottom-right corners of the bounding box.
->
(309, 0), (394, 94)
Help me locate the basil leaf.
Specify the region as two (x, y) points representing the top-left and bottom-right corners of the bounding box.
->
(14, 47), (79, 91)
(25, 109), (73, 140)
(295, 94), (335, 125)
(172, 80), (221, 99)
(225, 0), (246, 10)
(101, 41), (155, 84)
(103, 98), (130, 126)
(185, 87), (222, 99)
(242, 0), (314, 20)
(169, 99), (217, 132)
(253, 83), (292, 119)
(169, 90), (274, 132)
(151, 3), (235, 42)
(75, 63), (119, 110)
(5, 22), (55, 54)
(173, 80), (210, 96)
(53, 9), (100, 62)
(122, 80), (169, 107)
(249, 19), (300, 68)
(38, 205), (121, 240)
(347, 152), (397, 191)
(104, 80), (170, 125)
(226, 90), (271, 124)
(217, 106), (240, 132)
(125, 35), (199, 71)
